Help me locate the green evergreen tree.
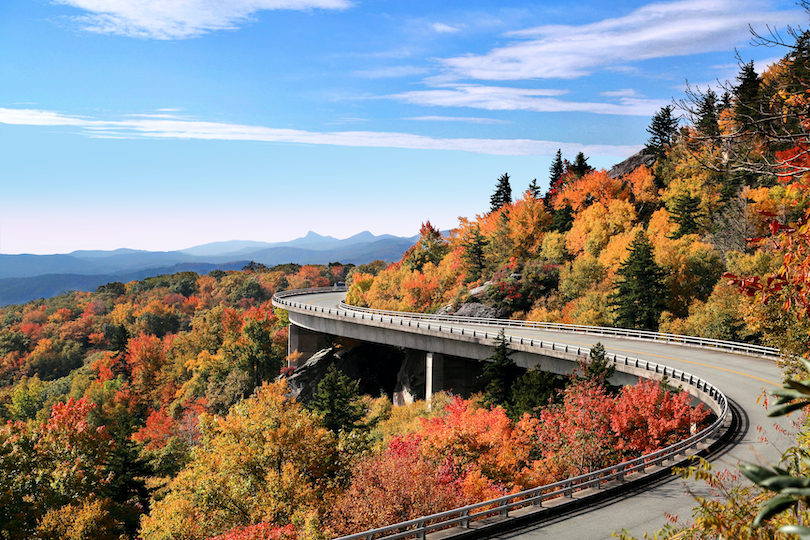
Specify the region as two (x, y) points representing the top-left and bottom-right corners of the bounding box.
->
(645, 105), (679, 159)
(551, 204), (574, 233)
(548, 149), (564, 190)
(509, 367), (562, 418)
(720, 90), (732, 112)
(696, 88), (721, 140)
(461, 225), (488, 283)
(734, 59), (761, 132)
(528, 178), (541, 198)
(481, 330), (521, 410)
(308, 364), (366, 433)
(609, 232), (668, 330)
(490, 173), (512, 213)
(669, 193), (702, 238)
(570, 152), (592, 178)
(584, 342), (615, 383)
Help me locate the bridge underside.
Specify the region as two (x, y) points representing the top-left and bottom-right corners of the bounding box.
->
(287, 311), (644, 403)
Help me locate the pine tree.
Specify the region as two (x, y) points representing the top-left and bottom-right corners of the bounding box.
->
(584, 342), (615, 383)
(645, 105), (679, 159)
(481, 330), (521, 410)
(461, 225), (488, 283)
(509, 367), (562, 418)
(549, 149), (564, 189)
(734, 60), (761, 131)
(490, 173), (512, 213)
(308, 364), (365, 433)
(528, 178), (541, 198)
(551, 204), (574, 233)
(609, 232), (668, 330)
(696, 88), (721, 140)
(669, 193), (702, 238)
(570, 152), (592, 178)
(720, 90), (732, 112)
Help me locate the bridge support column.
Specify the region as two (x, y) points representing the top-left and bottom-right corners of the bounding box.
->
(426, 352), (444, 402)
(288, 323), (330, 368)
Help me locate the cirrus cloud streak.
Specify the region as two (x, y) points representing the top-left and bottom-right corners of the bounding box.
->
(392, 84), (668, 116)
(55, 0), (352, 39)
(439, 0), (799, 80)
(0, 107), (639, 157)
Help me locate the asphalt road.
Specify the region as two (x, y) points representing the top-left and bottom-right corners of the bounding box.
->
(298, 291), (791, 539)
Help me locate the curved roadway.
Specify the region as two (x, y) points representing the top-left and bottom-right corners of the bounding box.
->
(296, 291), (789, 539)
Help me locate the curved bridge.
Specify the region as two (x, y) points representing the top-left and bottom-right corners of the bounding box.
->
(272, 288), (787, 539)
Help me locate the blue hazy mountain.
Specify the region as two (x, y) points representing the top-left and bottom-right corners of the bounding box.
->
(0, 231), (417, 306)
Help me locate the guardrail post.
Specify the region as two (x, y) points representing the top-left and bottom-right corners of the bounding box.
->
(499, 500), (508, 516)
(415, 521), (425, 540)
(460, 509), (470, 528)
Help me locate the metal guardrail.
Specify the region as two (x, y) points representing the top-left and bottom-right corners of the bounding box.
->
(273, 286), (779, 360)
(272, 288), (732, 540)
(336, 302), (779, 360)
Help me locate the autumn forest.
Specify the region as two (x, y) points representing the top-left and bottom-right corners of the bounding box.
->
(8, 19), (810, 540)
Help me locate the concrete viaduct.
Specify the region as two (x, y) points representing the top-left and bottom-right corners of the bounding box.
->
(273, 288), (788, 540)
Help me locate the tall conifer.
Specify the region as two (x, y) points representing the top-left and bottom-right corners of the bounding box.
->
(645, 105), (679, 159)
(696, 89), (721, 140)
(549, 150), (564, 189)
(609, 232), (667, 330)
(308, 364), (365, 433)
(570, 152), (592, 178)
(461, 225), (488, 282)
(734, 60), (761, 132)
(490, 173), (512, 213)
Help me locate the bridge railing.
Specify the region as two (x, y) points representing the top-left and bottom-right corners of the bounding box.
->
(336, 301), (779, 359)
(272, 288), (732, 539)
(272, 286), (779, 359)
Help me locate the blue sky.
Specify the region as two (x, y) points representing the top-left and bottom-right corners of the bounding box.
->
(0, 0), (803, 254)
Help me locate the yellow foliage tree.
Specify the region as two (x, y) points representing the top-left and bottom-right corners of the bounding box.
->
(141, 381), (343, 540)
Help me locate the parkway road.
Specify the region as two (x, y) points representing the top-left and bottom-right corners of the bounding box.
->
(294, 291), (791, 540)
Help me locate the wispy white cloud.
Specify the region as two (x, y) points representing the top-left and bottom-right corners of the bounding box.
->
(353, 65), (430, 79)
(54, 0), (353, 39)
(601, 89), (642, 98)
(407, 116), (512, 124)
(0, 107), (639, 157)
(431, 22), (461, 34)
(392, 84), (667, 116)
(437, 0), (799, 80)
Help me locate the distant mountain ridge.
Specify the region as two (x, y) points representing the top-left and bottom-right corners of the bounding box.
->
(0, 231), (417, 306)
(1, 231), (416, 280)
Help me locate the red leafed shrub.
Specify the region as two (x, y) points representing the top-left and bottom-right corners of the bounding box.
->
(611, 378), (710, 455)
(417, 396), (520, 490)
(209, 523), (297, 540)
(326, 434), (470, 535)
(531, 379), (619, 480)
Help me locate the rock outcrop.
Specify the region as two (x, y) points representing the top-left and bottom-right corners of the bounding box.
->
(453, 302), (506, 319)
(608, 150), (656, 179)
